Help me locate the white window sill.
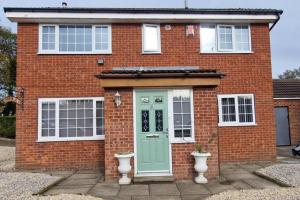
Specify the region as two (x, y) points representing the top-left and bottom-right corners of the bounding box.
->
(37, 51), (112, 55)
(37, 135), (105, 143)
(142, 51), (162, 55)
(218, 123), (257, 127)
(170, 139), (195, 144)
(200, 51), (254, 54)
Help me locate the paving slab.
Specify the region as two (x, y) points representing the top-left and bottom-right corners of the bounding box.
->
(102, 196), (132, 200)
(221, 167), (250, 175)
(239, 164), (262, 172)
(58, 177), (99, 186)
(205, 180), (236, 194)
(242, 178), (280, 189)
(222, 171), (259, 181)
(88, 182), (120, 197)
(181, 194), (210, 200)
(230, 180), (254, 190)
(119, 184), (149, 196)
(43, 186), (91, 195)
(176, 180), (210, 195)
(132, 195), (181, 200)
(70, 173), (102, 179)
(149, 183), (180, 196)
(77, 169), (103, 174)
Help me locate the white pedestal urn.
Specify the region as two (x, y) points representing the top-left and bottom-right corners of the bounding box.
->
(191, 151), (211, 184)
(114, 152), (134, 185)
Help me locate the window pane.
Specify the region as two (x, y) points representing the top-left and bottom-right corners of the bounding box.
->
(144, 25), (160, 51)
(221, 97), (236, 122)
(235, 26), (250, 51)
(95, 26), (109, 51)
(173, 90), (192, 138)
(238, 96), (253, 123)
(59, 25), (92, 52)
(141, 110), (149, 132)
(155, 110), (163, 132)
(201, 25), (216, 52)
(218, 26), (233, 50)
(41, 101), (56, 137)
(41, 26), (55, 50)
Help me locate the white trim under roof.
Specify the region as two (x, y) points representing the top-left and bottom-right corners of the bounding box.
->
(5, 12), (278, 23)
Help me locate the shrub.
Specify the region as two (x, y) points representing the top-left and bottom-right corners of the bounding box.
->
(0, 116), (15, 139)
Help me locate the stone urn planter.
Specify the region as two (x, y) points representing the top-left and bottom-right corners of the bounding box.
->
(114, 152), (134, 185)
(191, 151), (211, 184)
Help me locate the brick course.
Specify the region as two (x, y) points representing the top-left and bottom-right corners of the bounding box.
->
(16, 23), (276, 178)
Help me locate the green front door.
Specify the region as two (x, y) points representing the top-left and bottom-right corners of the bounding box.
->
(136, 90), (170, 173)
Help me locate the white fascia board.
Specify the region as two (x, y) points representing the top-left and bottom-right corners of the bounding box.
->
(5, 12), (278, 23)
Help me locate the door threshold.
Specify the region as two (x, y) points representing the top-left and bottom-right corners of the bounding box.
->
(135, 172), (172, 177)
(134, 174), (174, 183)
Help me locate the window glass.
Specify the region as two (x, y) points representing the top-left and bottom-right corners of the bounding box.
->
(221, 98), (236, 122)
(42, 26), (56, 50)
(95, 26), (109, 51)
(40, 98), (104, 140)
(218, 95), (255, 125)
(218, 26), (233, 50)
(238, 96), (253, 123)
(59, 25), (92, 52)
(235, 25), (250, 51)
(41, 102), (56, 137)
(143, 25), (160, 52)
(173, 90), (192, 138)
(200, 25), (216, 52)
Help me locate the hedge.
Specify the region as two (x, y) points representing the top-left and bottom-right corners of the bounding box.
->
(0, 116), (16, 139)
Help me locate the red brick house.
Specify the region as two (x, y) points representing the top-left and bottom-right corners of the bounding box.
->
(274, 80), (300, 146)
(5, 7), (282, 180)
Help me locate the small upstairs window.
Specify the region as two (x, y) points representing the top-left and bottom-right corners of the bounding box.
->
(142, 24), (161, 53)
(39, 24), (112, 54)
(200, 24), (251, 53)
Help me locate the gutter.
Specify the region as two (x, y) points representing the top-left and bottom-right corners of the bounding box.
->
(269, 12), (282, 31)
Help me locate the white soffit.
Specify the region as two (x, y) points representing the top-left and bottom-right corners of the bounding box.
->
(5, 12), (278, 23)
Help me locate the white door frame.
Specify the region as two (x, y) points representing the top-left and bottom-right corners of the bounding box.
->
(133, 88), (173, 176)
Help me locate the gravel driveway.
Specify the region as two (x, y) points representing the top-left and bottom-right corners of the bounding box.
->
(0, 146), (15, 171)
(207, 187), (300, 200)
(256, 164), (300, 187)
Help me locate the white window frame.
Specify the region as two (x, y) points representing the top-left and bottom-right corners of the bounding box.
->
(142, 24), (161, 54)
(217, 94), (256, 127)
(37, 97), (105, 142)
(38, 24), (112, 54)
(168, 89), (195, 143)
(200, 24), (252, 53)
(217, 25), (235, 52)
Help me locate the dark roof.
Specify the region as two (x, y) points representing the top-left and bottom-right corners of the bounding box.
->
(273, 79), (300, 98)
(3, 7), (283, 15)
(96, 67), (225, 79)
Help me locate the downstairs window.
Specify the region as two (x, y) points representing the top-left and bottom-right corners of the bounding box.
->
(38, 97), (104, 142)
(217, 94), (256, 126)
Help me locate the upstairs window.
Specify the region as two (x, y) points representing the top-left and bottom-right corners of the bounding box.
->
(200, 24), (251, 53)
(142, 24), (161, 53)
(39, 24), (112, 54)
(218, 94), (256, 126)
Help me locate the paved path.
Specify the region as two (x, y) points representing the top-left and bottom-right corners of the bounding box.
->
(43, 163), (281, 200)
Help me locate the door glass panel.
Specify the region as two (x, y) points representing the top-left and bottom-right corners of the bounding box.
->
(155, 96), (163, 103)
(141, 110), (149, 132)
(155, 110), (163, 131)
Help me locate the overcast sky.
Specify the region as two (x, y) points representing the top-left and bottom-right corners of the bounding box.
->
(0, 0), (299, 78)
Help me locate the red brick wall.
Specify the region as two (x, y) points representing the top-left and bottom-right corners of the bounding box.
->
(274, 99), (300, 145)
(16, 23), (276, 173)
